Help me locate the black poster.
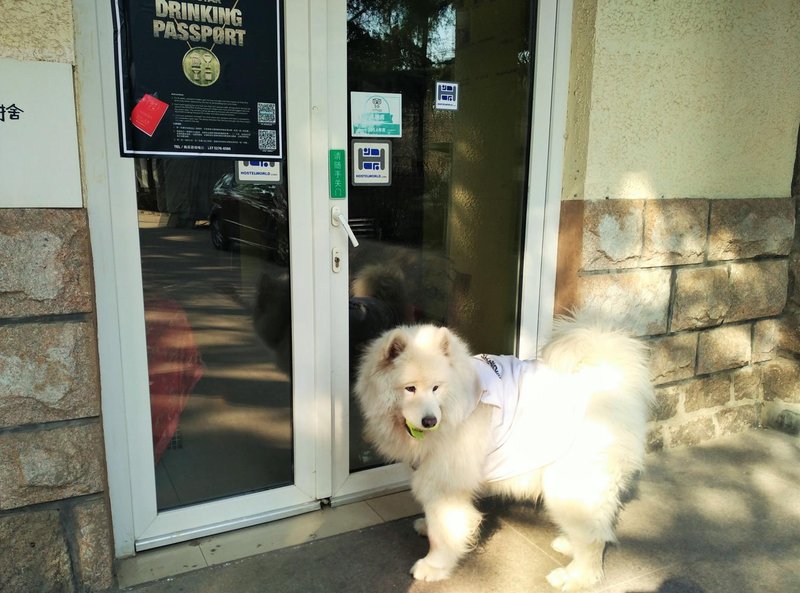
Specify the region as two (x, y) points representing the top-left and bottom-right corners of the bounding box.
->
(112, 0), (283, 159)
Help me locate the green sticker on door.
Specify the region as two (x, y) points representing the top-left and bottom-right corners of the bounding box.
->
(350, 92), (402, 138)
(329, 149), (346, 199)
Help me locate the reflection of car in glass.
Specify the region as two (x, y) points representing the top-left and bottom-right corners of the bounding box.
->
(208, 174), (290, 265)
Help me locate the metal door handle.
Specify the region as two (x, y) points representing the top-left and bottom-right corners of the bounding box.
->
(331, 206), (359, 247)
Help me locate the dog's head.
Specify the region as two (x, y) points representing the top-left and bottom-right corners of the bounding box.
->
(356, 324), (478, 446)
(382, 326), (452, 439)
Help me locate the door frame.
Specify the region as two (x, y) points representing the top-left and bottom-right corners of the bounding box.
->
(519, 0), (573, 359)
(75, 0), (573, 557)
(321, 0), (415, 505)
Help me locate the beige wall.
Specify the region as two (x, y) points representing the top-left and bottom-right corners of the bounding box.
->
(565, 0), (800, 201)
(0, 0), (74, 62)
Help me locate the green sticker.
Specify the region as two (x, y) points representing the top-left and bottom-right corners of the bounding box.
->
(329, 149), (347, 199)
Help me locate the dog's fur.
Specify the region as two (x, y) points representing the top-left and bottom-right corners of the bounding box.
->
(354, 311), (654, 591)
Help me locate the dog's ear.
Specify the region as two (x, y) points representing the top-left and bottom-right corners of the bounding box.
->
(438, 327), (452, 357)
(382, 330), (407, 364)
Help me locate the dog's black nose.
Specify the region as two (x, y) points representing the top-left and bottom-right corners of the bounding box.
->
(421, 416), (438, 429)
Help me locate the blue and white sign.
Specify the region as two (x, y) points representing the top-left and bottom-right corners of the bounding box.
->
(435, 81), (458, 111)
(236, 160), (282, 184)
(351, 139), (392, 186)
(350, 92), (402, 138)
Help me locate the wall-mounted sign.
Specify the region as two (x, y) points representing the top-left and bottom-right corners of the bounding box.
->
(236, 160), (281, 184)
(351, 140), (392, 186)
(112, 0), (284, 159)
(435, 81), (459, 111)
(0, 58), (81, 208)
(350, 92), (402, 138)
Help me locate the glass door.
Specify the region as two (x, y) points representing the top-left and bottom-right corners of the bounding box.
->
(330, 0), (550, 501)
(83, 0), (568, 554)
(83, 0), (329, 553)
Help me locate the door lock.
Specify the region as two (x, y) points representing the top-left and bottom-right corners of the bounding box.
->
(332, 247), (342, 273)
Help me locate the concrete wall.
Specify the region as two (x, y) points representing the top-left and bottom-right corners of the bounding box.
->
(0, 0), (75, 63)
(565, 0), (800, 201)
(0, 4), (113, 592)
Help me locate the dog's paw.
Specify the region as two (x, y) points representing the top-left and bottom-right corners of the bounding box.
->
(413, 517), (428, 536)
(410, 558), (452, 582)
(546, 565), (602, 591)
(551, 536), (573, 557)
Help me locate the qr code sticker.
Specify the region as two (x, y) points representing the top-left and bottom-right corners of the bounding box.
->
(257, 102), (277, 125)
(258, 129), (277, 152)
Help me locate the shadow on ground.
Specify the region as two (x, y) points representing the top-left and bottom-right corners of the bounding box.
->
(123, 429), (799, 593)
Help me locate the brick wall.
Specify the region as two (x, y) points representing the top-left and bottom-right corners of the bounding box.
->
(555, 197), (795, 449)
(0, 209), (113, 592)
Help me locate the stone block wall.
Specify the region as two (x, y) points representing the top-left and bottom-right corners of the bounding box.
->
(555, 197), (795, 449)
(0, 210), (113, 592)
(761, 179), (800, 432)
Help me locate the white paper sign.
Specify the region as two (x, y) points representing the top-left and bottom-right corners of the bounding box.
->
(236, 160), (282, 184)
(350, 92), (402, 138)
(0, 58), (82, 208)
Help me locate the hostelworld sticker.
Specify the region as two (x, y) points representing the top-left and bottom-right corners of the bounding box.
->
(112, 0), (284, 159)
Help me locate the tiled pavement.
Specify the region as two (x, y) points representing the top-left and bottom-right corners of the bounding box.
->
(117, 429), (800, 593)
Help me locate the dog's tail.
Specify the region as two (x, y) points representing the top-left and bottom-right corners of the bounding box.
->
(540, 308), (654, 406)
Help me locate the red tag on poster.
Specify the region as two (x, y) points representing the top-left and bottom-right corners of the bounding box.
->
(130, 94), (169, 137)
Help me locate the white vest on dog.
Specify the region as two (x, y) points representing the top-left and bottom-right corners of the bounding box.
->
(473, 354), (587, 482)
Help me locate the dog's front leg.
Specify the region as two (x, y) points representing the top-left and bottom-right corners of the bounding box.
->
(411, 496), (482, 582)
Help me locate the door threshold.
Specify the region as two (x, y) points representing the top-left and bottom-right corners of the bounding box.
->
(116, 490), (420, 588)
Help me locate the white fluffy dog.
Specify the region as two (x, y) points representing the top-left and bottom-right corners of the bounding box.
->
(354, 311), (654, 591)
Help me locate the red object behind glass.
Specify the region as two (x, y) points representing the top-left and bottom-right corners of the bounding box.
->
(145, 298), (204, 462)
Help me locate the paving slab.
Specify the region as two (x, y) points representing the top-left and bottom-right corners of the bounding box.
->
(121, 429), (800, 593)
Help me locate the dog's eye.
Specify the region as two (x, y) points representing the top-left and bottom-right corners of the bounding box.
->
(432, 385), (439, 392)
(405, 386), (416, 393)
